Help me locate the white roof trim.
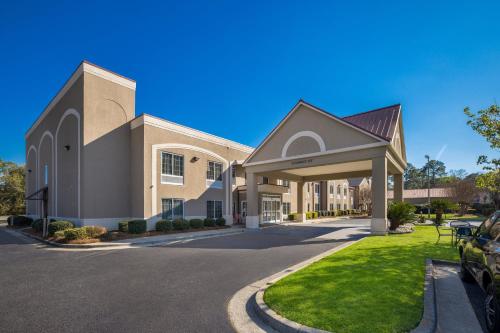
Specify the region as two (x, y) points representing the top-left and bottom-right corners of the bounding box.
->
(25, 61), (136, 139)
(131, 114), (254, 154)
(244, 101), (388, 165)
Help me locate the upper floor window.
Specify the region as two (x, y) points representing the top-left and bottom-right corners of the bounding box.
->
(343, 187), (347, 196)
(231, 165), (236, 178)
(262, 176), (269, 184)
(161, 152), (184, 185)
(207, 161), (223, 189)
(329, 185), (334, 194)
(314, 183), (320, 195)
(283, 180), (290, 187)
(337, 185), (341, 194)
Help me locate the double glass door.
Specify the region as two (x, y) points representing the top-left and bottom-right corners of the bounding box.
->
(262, 197), (281, 223)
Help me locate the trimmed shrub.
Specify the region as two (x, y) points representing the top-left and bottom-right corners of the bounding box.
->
(313, 212), (319, 219)
(190, 219), (204, 229)
(64, 228), (88, 240)
(31, 219), (43, 232)
(83, 226), (107, 238)
(204, 218), (215, 227)
(118, 221), (128, 232)
(54, 230), (65, 238)
(288, 213), (298, 221)
(128, 220), (147, 234)
(9, 215), (33, 227)
(156, 220), (173, 232)
(387, 202), (416, 230)
(48, 220), (74, 236)
(305, 212), (312, 219)
(173, 219), (190, 230)
(216, 217), (226, 226)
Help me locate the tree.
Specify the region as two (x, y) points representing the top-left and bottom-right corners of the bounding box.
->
(450, 178), (477, 215)
(0, 159), (25, 215)
(464, 105), (500, 208)
(358, 186), (372, 213)
(421, 159), (446, 188)
(404, 163), (425, 189)
(464, 105), (500, 170)
(431, 199), (453, 223)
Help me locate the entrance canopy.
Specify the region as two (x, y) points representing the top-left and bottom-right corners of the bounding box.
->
(242, 100), (407, 234)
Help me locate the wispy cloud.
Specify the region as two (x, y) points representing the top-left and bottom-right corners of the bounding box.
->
(435, 144), (447, 160)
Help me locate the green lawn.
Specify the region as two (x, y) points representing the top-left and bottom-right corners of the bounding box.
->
(264, 226), (459, 333)
(420, 213), (484, 222)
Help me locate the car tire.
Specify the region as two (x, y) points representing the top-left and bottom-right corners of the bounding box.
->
(459, 258), (474, 283)
(485, 284), (500, 333)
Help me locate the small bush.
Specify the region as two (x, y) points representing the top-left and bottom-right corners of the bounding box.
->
(31, 219), (44, 232)
(190, 219), (204, 229)
(156, 220), (173, 232)
(173, 219), (190, 230)
(53, 230), (65, 238)
(64, 228), (88, 240)
(83, 226), (107, 238)
(387, 202), (416, 230)
(48, 221), (74, 236)
(313, 212), (319, 219)
(204, 218), (215, 227)
(128, 220), (147, 234)
(288, 213), (298, 220)
(118, 221), (128, 232)
(9, 215), (33, 227)
(216, 217), (226, 226)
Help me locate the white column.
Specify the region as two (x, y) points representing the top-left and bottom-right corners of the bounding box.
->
(246, 172), (259, 229)
(296, 181), (306, 222)
(371, 156), (388, 235)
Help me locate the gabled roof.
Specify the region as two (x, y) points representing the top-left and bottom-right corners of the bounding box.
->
(348, 177), (366, 187)
(343, 104), (401, 141)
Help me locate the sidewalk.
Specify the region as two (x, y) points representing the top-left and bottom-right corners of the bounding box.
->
(433, 262), (484, 333)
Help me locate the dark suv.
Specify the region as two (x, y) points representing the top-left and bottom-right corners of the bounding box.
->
(459, 211), (500, 332)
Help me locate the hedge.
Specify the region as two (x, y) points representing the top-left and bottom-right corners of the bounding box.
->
(118, 221), (128, 232)
(216, 217), (226, 226)
(204, 218), (215, 227)
(173, 219), (190, 230)
(190, 219), (204, 229)
(9, 215), (33, 227)
(128, 220), (147, 234)
(156, 220), (173, 232)
(64, 228), (88, 240)
(288, 213), (298, 221)
(83, 226), (107, 238)
(31, 219), (43, 232)
(48, 221), (74, 236)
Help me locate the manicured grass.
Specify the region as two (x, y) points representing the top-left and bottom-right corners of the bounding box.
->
(419, 213), (485, 222)
(264, 226), (459, 333)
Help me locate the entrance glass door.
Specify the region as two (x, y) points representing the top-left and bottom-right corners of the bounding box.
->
(262, 197), (281, 223)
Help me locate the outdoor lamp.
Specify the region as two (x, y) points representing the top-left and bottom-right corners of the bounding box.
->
(64, 145), (71, 151)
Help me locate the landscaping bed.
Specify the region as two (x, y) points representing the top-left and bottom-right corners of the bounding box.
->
(15, 216), (230, 244)
(263, 225), (459, 333)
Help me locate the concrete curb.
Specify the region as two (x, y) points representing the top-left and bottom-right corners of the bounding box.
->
(411, 259), (437, 333)
(228, 227), (369, 333)
(18, 228), (244, 248)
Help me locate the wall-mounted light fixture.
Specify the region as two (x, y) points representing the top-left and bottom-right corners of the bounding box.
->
(64, 145), (71, 151)
(28, 169), (32, 173)
(191, 156), (199, 163)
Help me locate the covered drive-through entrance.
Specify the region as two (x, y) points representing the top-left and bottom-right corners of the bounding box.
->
(242, 100), (407, 234)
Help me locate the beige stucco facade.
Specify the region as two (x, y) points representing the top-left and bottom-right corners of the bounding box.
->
(25, 61), (405, 233)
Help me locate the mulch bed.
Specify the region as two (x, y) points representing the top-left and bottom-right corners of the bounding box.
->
(23, 225), (231, 244)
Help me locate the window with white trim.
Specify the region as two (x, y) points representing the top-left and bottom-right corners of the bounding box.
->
(262, 176), (269, 184)
(282, 202), (291, 216)
(337, 203), (341, 210)
(207, 200), (223, 219)
(329, 185), (334, 195)
(337, 185), (341, 194)
(344, 204), (347, 210)
(314, 183), (320, 195)
(329, 203), (334, 211)
(207, 161), (223, 189)
(283, 179), (290, 187)
(343, 186), (347, 196)
(231, 165), (236, 178)
(161, 152), (184, 185)
(162, 198), (184, 220)
(314, 203), (320, 211)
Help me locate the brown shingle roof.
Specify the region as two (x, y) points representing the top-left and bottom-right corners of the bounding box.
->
(343, 104), (400, 141)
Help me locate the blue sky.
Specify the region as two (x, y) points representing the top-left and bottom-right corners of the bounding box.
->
(1, 1), (499, 173)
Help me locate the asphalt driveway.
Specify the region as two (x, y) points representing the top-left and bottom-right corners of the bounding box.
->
(0, 222), (366, 333)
